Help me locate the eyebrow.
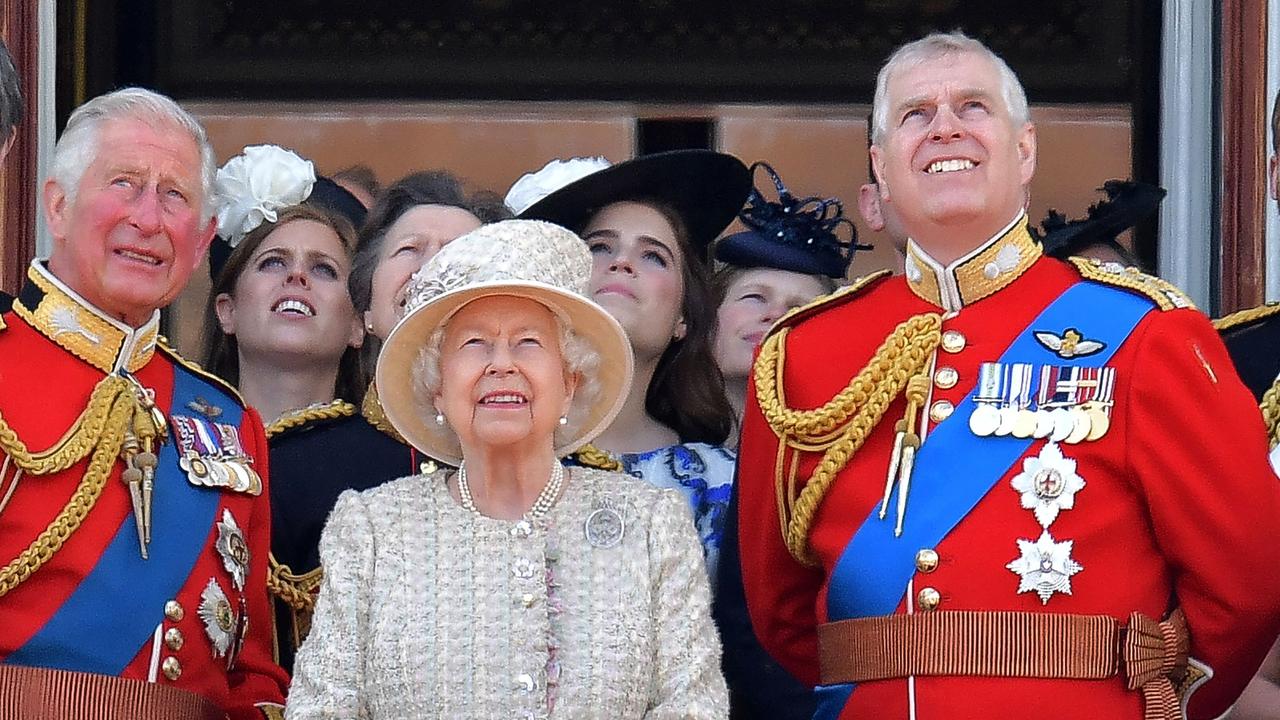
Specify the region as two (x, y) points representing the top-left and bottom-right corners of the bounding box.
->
(896, 88), (997, 113)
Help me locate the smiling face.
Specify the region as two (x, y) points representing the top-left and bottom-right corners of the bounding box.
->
(713, 268), (829, 380)
(215, 218), (362, 366)
(44, 116), (216, 326)
(435, 295), (576, 455)
(870, 50), (1036, 256)
(582, 201), (687, 361)
(367, 204), (482, 340)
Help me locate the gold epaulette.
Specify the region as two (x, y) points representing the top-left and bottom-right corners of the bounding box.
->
(569, 443), (624, 472)
(1212, 303), (1280, 333)
(265, 400), (357, 439)
(267, 554), (322, 612)
(764, 270), (893, 342)
(1261, 377), (1280, 449)
(155, 336), (249, 408)
(1068, 257), (1196, 311)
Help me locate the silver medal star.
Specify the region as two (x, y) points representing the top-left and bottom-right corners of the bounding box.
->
(1006, 530), (1083, 604)
(215, 509), (250, 592)
(1010, 442), (1086, 528)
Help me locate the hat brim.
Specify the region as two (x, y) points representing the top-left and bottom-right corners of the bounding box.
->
(517, 150), (751, 258)
(375, 281), (634, 467)
(715, 230), (845, 278)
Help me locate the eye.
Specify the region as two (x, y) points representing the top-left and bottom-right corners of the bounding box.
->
(110, 177), (133, 189)
(393, 243), (420, 257)
(738, 292), (766, 303)
(256, 256), (286, 271)
(461, 336), (486, 347)
(901, 108), (926, 125)
(642, 250), (669, 268)
(517, 335), (543, 347)
(165, 187), (188, 202)
(960, 100), (989, 115)
(587, 239), (612, 255)
(313, 261), (339, 280)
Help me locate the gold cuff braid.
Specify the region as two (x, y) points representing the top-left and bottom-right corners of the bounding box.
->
(754, 313), (942, 565)
(0, 375), (141, 597)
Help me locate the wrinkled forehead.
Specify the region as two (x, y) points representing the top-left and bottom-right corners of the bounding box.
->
(91, 116), (203, 182)
(444, 292), (564, 333)
(884, 49), (1005, 107)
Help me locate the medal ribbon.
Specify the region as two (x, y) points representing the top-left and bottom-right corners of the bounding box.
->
(5, 369), (243, 674)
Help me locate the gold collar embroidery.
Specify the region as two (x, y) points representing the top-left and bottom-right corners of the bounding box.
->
(14, 261), (160, 374)
(361, 381), (408, 445)
(903, 214), (1041, 312)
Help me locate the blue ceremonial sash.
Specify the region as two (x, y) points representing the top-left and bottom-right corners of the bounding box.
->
(6, 368), (240, 674)
(812, 280), (1153, 719)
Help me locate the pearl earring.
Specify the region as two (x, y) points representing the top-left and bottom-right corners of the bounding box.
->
(435, 412), (445, 426)
(558, 415), (568, 426)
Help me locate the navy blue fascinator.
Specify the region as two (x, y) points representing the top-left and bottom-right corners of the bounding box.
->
(714, 162), (870, 279)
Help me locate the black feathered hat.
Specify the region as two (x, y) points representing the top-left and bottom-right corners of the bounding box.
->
(1038, 180), (1166, 260)
(715, 162), (870, 279)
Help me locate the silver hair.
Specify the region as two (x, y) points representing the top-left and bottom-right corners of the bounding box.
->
(870, 32), (1030, 146)
(49, 87), (217, 220)
(412, 310), (603, 449)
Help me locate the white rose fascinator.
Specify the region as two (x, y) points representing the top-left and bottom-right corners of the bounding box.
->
(214, 144), (316, 248)
(504, 156), (611, 215)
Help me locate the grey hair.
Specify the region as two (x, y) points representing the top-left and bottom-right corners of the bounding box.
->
(870, 31), (1030, 146)
(412, 311), (603, 449)
(49, 87), (218, 220)
(0, 40), (21, 139)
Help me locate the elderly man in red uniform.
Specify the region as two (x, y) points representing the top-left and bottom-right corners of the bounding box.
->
(732, 32), (1280, 720)
(0, 88), (287, 718)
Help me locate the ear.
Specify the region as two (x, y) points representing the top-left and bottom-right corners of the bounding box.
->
(189, 216), (218, 274)
(868, 145), (890, 201)
(348, 311), (365, 350)
(1270, 154), (1279, 202)
(672, 318), (688, 341)
(560, 370), (580, 420)
(43, 179), (70, 245)
(858, 183), (886, 232)
(213, 292), (237, 334)
(1016, 122), (1038, 187)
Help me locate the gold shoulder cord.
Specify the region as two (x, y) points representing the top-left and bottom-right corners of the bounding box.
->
(267, 554), (323, 612)
(754, 313), (942, 566)
(1213, 303), (1280, 333)
(570, 444), (624, 472)
(265, 400), (357, 439)
(1261, 379), (1280, 450)
(0, 374), (150, 597)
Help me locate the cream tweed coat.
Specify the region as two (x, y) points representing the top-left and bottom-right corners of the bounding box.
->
(285, 466), (728, 719)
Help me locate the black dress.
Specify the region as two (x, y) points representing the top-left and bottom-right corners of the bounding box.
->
(266, 391), (434, 672)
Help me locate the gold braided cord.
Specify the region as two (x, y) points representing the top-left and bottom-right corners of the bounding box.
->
(267, 554), (322, 612)
(1069, 257), (1195, 311)
(754, 313), (942, 565)
(0, 389), (135, 597)
(265, 400), (357, 439)
(1261, 378), (1280, 450)
(0, 375), (131, 475)
(1213, 303), (1280, 333)
(570, 444), (624, 472)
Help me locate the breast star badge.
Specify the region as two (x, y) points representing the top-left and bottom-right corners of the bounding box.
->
(1010, 442), (1086, 528)
(1006, 530), (1083, 604)
(215, 509), (250, 592)
(198, 578), (237, 658)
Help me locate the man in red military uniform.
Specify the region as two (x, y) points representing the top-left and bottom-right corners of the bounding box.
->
(731, 32), (1280, 720)
(0, 88), (287, 719)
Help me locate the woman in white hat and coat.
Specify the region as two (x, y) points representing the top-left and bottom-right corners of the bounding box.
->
(285, 219), (728, 719)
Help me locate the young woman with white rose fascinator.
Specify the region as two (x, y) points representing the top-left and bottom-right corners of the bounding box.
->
(198, 143), (377, 673)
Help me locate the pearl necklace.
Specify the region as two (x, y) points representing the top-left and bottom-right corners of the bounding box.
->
(457, 460), (565, 520)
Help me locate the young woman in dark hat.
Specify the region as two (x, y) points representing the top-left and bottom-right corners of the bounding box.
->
(511, 150), (751, 579)
(711, 163), (867, 447)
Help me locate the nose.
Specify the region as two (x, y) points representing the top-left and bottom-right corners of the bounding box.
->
(284, 263), (310, 288)
(130, 189), (163, 235)
(761, 300), (787, 326)
(607, 250), (636, 275)
(485, 344), (516, 375)
(928, 104), (964, 142)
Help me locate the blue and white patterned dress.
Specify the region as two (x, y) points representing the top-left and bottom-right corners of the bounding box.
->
(568, 442), (736, 582)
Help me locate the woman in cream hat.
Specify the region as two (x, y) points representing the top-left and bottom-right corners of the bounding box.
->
(286, 219), (728, 719)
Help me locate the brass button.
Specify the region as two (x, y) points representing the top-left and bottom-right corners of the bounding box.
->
(515, 673), (536, 692)
(934, 366), (958, 390)
(917, 587), (941, 611)
(941, 330), (966, 353)
(929, 400), (954, 423)
(161, 656), (182, 681)
(915, 548), (939, 573)
(164, 600), (184, 622)
(520, 592), (536, 608)
(164, 628), (184, 651)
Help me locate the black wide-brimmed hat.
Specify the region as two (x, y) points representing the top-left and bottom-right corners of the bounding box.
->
(515, 149), (751, 259)
(715, 162), (870, 279)
(1038, 180), (1166, 259)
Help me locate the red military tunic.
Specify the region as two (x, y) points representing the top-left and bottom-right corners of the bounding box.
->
(0, 262), (288, 719)
(735, 217), (1280, 720)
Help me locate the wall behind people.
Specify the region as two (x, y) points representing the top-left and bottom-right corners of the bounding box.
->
(165, 100), (1133, 356)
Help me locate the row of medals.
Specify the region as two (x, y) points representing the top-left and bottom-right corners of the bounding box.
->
(967, 362), (1116, 444)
